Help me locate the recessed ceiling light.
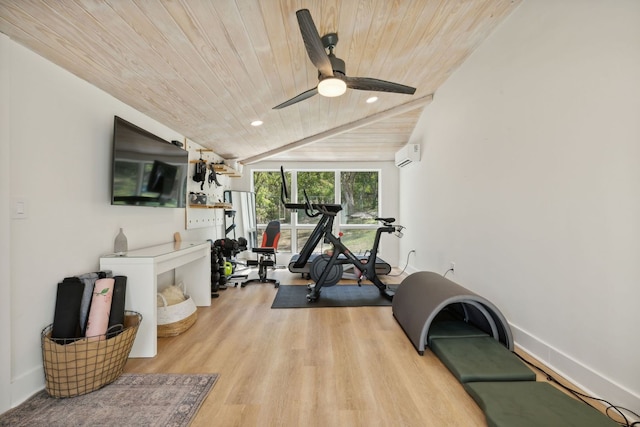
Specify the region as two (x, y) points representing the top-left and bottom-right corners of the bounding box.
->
(251, 120), (263, 127)
(366, 96), (378, 104)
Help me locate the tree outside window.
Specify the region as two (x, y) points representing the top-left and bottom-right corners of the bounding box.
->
(253, 171), (290, 225)
(253, 170), (291, 251)
(297, 171), (334, 225)
(340, 171), (378, 225)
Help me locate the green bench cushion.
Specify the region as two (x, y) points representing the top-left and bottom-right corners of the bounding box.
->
(464, 381), (618, 427)
(428, 320), (489, 346)
(430, 336), (536, 383)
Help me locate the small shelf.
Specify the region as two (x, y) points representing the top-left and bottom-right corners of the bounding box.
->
(213, 164), (241, 177)
(189, 203), (232, 209)
(188, 161), (241, 177)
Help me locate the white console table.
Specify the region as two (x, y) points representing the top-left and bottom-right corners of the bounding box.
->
(100, 241), (211, 357)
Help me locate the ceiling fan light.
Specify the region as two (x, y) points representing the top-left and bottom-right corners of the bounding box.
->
(317, 77), (347, 97)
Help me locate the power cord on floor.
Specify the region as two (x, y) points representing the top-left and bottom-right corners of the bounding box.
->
(513, 352), (640, 426)
(388, 250), (415, 277)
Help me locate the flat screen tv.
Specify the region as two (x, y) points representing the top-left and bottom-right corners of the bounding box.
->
(111, 116), (188, 208)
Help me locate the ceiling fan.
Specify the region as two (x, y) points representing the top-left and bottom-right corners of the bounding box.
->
(273, 9), (417, 110)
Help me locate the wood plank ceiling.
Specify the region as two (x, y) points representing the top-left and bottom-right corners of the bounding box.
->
(0, 0), (521, 164)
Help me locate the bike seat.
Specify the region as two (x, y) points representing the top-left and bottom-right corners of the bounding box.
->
(376, 217), (395, 224)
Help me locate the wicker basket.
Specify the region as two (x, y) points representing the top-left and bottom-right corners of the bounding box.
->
(41, 311), (141, 398)
(157, 292), (197, 337)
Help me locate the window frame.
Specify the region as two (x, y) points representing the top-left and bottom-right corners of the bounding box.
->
(252, 168), (381, 254)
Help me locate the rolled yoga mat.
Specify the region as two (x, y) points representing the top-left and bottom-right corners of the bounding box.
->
(51, 278), (85, 340)
(85, 277), (114, 338)
(72, 270), (113, 336)
(107, 276), (127, 336)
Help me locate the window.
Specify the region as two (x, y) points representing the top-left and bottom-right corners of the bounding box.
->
(253, 170), (291, 251)
(253, 169), (380, 255)
(338, 229), (377, 254)
(340, 171), (378, 225)
(253, 170), (290, 225)
(297, 171), (334, 224)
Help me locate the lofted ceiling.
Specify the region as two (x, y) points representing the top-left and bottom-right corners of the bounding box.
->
(0, 0), (520, 164)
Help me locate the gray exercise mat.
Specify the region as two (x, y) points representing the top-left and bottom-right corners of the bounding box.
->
(271, 284), (395, 308)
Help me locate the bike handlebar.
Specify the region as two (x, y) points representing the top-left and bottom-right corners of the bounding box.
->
(280, 165), (404, 234)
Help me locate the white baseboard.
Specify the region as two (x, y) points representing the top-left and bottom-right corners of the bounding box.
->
(11, 365), (44, 408)
(511, 323), (639, 421)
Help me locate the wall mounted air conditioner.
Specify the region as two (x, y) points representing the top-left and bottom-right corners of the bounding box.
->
(395, 144), (420, 168)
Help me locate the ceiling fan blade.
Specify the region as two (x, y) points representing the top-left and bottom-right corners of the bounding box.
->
(344, 76), (416, 95)
(273, 87), (318, 109)
(296, 9), (333, 77)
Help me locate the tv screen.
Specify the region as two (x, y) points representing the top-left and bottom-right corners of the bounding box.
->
(111, 116), (188, 208)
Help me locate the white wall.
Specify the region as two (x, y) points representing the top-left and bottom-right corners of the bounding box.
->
(236, 161), (403, 267)
(2, 38), (224, 409)
(400, 0), (639, 413)
(0, 33), (12, 412)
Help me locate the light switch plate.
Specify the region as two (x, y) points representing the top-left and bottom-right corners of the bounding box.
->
(12, 197), (29, 219)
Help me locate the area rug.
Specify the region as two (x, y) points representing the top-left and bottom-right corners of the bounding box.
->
(271, 284), (396, 308)
(0, 373), (218, 427)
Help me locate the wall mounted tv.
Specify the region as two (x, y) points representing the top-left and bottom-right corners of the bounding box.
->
(111, 116), (188, 208)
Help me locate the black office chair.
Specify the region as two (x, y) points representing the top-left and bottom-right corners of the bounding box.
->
(241, 221), (280, 288)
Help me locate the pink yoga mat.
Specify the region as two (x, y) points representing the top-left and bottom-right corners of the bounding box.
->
(85, 277), (114, 338)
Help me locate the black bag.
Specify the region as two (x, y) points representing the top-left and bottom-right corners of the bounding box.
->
(193, 159), (207, 190)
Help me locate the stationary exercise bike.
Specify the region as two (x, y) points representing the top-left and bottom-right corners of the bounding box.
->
(280, 167), (404, 302)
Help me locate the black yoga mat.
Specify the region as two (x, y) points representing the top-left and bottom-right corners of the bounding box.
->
(108, 276), (127, 332)
(271, 284), (396, 308)
(51, 279), (85, 339)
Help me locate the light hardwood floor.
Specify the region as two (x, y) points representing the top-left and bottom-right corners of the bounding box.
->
(123, 268), (613, 426)
(124, 268), (486, 426)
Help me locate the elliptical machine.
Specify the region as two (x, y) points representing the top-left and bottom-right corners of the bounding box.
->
(280, 167), (404, 302)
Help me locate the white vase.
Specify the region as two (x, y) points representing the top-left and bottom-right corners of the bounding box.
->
(114, 228), (128, 255)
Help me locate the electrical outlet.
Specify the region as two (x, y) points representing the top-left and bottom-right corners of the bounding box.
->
(449, 262), (455, 273)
